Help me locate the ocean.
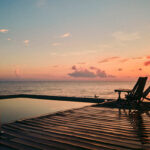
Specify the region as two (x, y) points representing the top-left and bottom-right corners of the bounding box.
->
(0, 81), (148, 124)
(0, 81), (136, 98)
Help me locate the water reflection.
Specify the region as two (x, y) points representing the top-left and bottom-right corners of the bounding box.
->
(119, 108), (150, 148)
(0, 98), (92, 124)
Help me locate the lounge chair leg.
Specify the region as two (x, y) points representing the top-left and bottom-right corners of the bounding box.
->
(117, 92), (121, 101)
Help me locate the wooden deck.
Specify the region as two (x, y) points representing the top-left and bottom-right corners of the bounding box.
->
(0, 104), (150, 150)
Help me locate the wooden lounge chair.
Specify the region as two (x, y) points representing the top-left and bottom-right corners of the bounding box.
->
(115, 77), (148, 104)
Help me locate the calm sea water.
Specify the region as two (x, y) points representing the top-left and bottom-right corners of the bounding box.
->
(0, 81), (149, 124)
(0, 81), (136, 98)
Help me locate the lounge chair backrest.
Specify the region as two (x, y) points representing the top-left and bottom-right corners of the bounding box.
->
(129, 77), (147, 100)
(135, 77), (147, 99)
(142, 86), (150, 98)
(131, 77), (142, 95)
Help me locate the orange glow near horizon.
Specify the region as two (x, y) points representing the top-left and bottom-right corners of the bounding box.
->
(0, 55), (150, 81)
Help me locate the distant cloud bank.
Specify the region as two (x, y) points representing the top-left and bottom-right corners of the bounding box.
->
(68, 65), (115, 78)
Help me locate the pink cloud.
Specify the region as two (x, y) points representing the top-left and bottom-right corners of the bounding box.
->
(144, 61), (150, 66)
(119, 58), (130, 63)
(23, 40), (30, 46)
(60, 32), (71, 38)
(72, 65), (77, 70)
(68, 69), (96, 78)
(118, 68), (123, 71)
(99, 56), (120, 63)
(52, 65), (59, 68)
(89, 66), (98, 70)
(96, 69), (107, 78)
(147, 56), (150, 59)
(0, 29), (8, 33)
(138, 68), (142, 71)
(132, 57), (143, 60)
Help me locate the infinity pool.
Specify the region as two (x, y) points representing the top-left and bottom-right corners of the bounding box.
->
(0, 98), (92, 124)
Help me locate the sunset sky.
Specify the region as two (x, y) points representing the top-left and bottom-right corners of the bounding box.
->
(1, 0), (150, 81)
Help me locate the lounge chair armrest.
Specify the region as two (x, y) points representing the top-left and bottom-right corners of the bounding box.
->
(114, 89), (132, 93)
(114, 89), (132, 100)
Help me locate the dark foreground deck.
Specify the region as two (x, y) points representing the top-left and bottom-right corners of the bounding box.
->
(0, 102), (150, 150)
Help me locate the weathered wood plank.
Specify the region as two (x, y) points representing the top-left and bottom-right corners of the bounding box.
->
(3, 123), (141, 149)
